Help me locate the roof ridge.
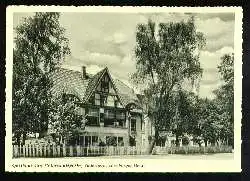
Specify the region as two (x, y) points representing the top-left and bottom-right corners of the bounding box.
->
(115, 78), (133, 89)
(57, 67), (94, 76)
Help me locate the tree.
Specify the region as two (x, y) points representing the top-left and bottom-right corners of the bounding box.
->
(131, 17), (205, 153)
(171, 90), (198, 146)
(193, 98), (222, 146)
(13, 12), (70, 144)
(48, 94), (85, 145)
(214, 53), (234, 146)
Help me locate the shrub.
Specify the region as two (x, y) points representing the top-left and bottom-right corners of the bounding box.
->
(155, 146), (233, 155)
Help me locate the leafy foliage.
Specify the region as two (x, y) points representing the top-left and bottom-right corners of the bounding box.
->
(12, 12), (70, 144)
(190, 54), (234, 147)
(213, 53), (234, 146)
(131, 17), (205, 151)
(171, 91), (198, 141)
(48, 94), (85, 145)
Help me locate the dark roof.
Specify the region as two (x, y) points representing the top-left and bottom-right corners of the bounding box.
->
(113, 79), (138, 106)
(50, 67), (139, 107)
(84, 67), (107, 102)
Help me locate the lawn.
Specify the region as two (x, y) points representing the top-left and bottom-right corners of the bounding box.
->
(95, 153), (234, 160)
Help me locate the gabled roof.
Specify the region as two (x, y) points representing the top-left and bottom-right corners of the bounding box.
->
(113, 79), (139, 106)
(50, 67), (140, 107)
(50, 68), (90, 99)
(83, 67), (107, 103)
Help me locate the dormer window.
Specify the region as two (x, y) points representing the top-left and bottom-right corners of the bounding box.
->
(95, 93), (100, 105)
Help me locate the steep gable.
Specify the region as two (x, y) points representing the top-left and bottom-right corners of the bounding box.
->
(83, 68), (106, 103)
(84, 67), (124, 108)
(50, 67), (140, 108)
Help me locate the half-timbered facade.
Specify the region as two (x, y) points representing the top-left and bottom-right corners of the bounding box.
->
(49, 66), (148, 147)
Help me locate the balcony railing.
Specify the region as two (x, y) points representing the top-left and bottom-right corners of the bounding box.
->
(104, 124), (126, 129)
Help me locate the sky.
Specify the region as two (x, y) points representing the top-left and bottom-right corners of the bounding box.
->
(13, 12), (235, 99)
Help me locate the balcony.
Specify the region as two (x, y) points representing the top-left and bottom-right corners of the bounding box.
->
(84, 125), (128, 135)
(104, 122), (126, 129)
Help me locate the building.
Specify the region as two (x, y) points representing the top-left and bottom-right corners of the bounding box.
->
(49, 66), (150, 147)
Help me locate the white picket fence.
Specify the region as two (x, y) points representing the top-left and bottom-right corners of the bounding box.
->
(12, 144), (233, 158)
(12, 145), (147, 158)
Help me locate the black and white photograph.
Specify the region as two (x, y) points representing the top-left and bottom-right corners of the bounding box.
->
(5, 6), (242, 172)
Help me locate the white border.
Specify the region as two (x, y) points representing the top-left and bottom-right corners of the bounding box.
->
(5, 6), (242, 172)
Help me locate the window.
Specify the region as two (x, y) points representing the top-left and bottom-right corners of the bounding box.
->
(86, 108), (99, 126)
(95, 93), (100, 105)
(84, 136), (91, 146)
(116, 111), (125, 120)
(106, 96), (114, 107)
(100, 95), (107, 106)
(86, 117), (98, 126)
(83, 136), (99, 146)
(88, 94), (95, 105)
(104, 109), (115, 119)
(92, 136), (98, 146)
(87, 108), (99, 117)
(131, 119), (136, 132)
(101, 75), (109, 92)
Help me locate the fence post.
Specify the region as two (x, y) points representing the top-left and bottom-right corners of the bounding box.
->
(76, 145), (80, 157)
(26, 144), (30, 157)
(40, 145), (43, 157)
(57, 145), (60, 157)
(25, 145), (27, 157)
(47, 145), (50, 157)
(29, 144), (32, 157)
(30, 144), (33, 157)
(69, 146), (73, 157)
(52, 145), (55, 157)
(12, 145), (15, 158)
(36, 145), (39, 157)
(107, 146), (109, 156)
(19, 145), (21, 157)
(63, 145), (66, 157)
(28, 145), (31, 157)
(122, 147), (124, 156)
(93, 146), (95, 156)
(23, 145), (26, 157)
(43, 145), (46, 157)
(26, 145), (28, 157)
(32, 145), (35, 157)
(35, 145), (38, 157)
(17, 145), (20, 157)
(86, 146), (89, 156)
(13, 145), (17, 158)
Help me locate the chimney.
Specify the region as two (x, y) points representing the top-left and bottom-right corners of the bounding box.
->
(82, 66), (86, 79)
